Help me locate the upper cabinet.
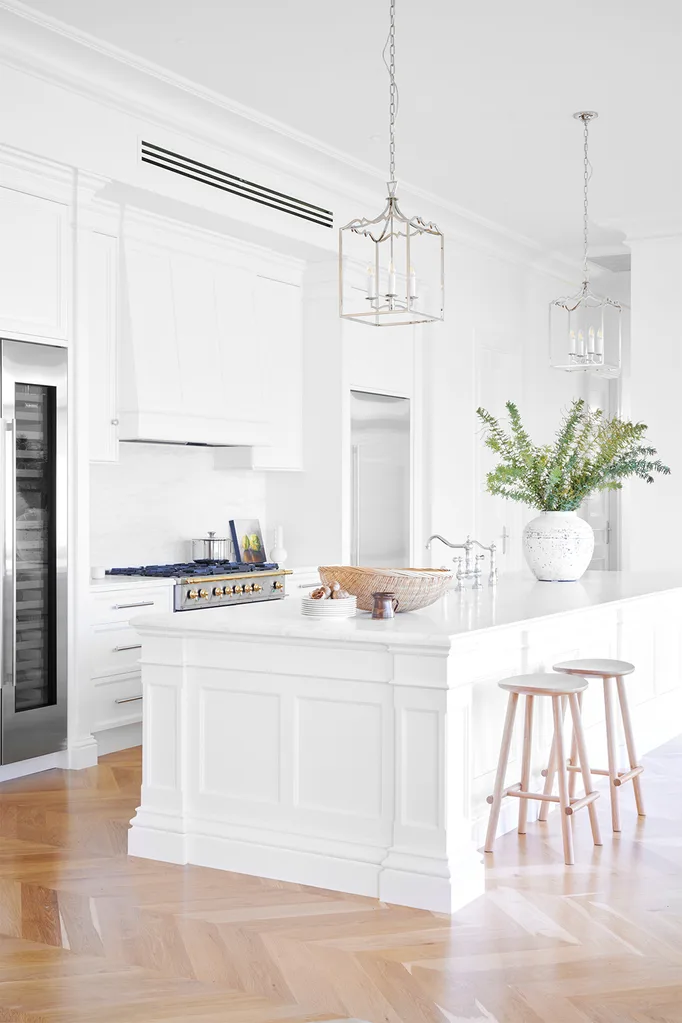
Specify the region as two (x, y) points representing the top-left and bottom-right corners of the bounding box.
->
(0, 185), (69, 342)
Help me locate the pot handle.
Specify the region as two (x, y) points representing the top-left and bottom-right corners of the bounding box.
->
(392, 598), (399, 612)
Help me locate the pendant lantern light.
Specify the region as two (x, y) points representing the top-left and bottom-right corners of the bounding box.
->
(339, 0), (444, 326)
(549, 112), (622, 375)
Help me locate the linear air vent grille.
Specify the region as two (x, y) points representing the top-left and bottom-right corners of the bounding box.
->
(141, 141), (333, 229)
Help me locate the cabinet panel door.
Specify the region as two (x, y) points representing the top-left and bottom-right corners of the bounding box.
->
(0, 188), (68, 340)
(88, 232), (118, 462)
(253, 276), (303, 470)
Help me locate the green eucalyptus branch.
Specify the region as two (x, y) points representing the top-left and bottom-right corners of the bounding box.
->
(476, 399), (670, 512)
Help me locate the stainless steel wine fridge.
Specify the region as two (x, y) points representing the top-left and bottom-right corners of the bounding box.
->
(1, 340), (67, 765)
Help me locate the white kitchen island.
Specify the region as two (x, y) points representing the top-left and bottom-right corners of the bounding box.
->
(129, 572), (682, 913)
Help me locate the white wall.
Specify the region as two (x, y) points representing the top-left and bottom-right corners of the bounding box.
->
(90, 444), (266, 568)
(622, 234), (682, 572)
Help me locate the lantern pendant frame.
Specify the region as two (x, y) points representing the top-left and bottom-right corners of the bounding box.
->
(549, 111), (622, 377)
(339, 0), (445, 327)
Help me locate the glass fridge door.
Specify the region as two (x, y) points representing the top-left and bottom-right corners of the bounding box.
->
(1, 340), (67, 765)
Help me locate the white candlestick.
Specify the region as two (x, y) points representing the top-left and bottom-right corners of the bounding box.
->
(577, 330), (586, 357)
(588, 326), (595, 354)
(387, 260), (396, 296)
(408, 266), (417, 301)
(366, 265), (377, 300)
(569, 330), (576, 355)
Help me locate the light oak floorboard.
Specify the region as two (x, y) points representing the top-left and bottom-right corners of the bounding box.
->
(0, 740), (679, 1021)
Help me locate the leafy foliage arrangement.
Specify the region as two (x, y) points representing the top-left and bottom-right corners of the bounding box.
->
(476, 399), (670, 512)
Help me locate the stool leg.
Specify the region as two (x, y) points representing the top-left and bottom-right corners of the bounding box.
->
(552, 694), (574, 865)
(485, 692), (519, 853)
(567, 691), (583, 800)
(603, 676), (621, 833)
(568, 692), (602, 847)
(518, 695), (534, 835)
(539, 694), (566, 821)
(616, 675), (645, 817)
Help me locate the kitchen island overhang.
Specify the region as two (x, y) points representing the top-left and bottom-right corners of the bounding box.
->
(129, 571), (682, 914)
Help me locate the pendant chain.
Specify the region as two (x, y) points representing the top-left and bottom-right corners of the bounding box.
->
(386, 0), (397, 183)
(582, 115), (591, 281)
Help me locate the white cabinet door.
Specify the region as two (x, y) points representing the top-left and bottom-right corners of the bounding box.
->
(88, 232), (119, 462)
(0, 187), (68, 340)
(252, 275), (303, 470)
(121, 239), (181, 433)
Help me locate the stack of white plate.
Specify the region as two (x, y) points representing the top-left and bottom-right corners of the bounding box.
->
(301, 595), (357, 619)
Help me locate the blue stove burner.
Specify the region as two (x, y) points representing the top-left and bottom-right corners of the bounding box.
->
(107, 561), (278, 578)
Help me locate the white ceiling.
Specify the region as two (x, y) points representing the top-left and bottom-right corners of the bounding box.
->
(20, 0), (682, 258)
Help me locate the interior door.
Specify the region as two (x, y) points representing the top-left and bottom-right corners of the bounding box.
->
(350, 391), (410, 567)
(1, 340), (67, 764)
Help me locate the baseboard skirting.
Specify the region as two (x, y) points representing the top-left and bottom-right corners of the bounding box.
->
(94, 722), (142, 757)
(128, 820), (485, 914)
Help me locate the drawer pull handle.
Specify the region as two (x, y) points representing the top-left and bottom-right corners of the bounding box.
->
(113, 643), (142, 652)
(112, 600), (155, 610)
(114, 695), (142, 704)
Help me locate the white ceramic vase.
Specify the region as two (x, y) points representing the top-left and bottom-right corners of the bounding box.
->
(523, 511), (594, 582)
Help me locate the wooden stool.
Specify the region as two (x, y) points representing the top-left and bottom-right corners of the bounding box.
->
(485, 673), (602, 865)
(543, 658), (644, 833)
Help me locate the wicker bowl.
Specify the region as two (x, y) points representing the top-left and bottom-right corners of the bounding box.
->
(318, 566), (453, 613)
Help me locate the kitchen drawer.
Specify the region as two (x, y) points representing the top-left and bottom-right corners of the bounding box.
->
(287, 569), (321, 595)
(91, 585), (172, 626)
(92, 673), (142, 732)
(91, 623), (144, 679)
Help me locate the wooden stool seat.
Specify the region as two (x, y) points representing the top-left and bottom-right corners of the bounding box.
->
(485, 673), (601, 865)
(499, 673), (589, 696)
(550, 658), (645, 831)
(553, 658), (635, 677)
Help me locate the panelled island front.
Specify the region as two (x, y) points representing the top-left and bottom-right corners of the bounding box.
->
(129, 571), (682, 913)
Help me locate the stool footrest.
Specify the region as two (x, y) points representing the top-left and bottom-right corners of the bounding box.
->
(565, 791), (599, 815)
(566, 764), (610, 777)
(613, 765), (644, 787)
(507, 788), (560, 803)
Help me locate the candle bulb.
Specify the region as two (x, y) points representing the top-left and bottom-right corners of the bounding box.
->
(408, 266), (417, 301)
(596, 328), (604, 358)
(569, 330), (577, 356)
(387, 260), (396, 296)
(577, 329), (586, 358)
(588, 326), (595, 354)
(366, 265), (377, 300)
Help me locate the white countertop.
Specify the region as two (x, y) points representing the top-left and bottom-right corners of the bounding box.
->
(132, 570), (682, 649)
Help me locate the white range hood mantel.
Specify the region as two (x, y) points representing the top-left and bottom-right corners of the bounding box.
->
(118, 229), (273, 448)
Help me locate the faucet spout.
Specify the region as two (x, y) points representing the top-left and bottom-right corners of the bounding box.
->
(425, 534), (460, 551)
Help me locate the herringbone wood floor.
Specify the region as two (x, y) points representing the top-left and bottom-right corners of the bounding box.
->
(0, 740), (680, 1022)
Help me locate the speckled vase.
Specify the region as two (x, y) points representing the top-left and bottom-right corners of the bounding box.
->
(523, 511), (594, 582)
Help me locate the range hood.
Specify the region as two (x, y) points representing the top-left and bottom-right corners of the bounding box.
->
(118, 235), (271, 448)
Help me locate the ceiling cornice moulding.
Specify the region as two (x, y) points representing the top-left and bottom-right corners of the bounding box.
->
(0, 0), (581, 284)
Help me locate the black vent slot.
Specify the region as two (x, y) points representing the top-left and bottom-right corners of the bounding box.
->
(141, 141), (333, 229)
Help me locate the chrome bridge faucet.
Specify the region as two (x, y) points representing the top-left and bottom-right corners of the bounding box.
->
(425, 534), (498, 589)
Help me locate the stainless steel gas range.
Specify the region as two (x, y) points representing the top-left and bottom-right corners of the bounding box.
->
(106, 562), (291, 611)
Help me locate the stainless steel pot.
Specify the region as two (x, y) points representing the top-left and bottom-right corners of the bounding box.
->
(192, 531), (231, 562)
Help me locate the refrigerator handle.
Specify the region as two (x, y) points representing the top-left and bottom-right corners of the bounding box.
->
(3, 420), (15, 688)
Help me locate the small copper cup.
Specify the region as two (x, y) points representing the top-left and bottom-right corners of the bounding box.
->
(371, 591), (399, 619)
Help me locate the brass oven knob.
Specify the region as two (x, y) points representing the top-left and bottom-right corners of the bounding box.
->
(273, 581), (284, 591)
(199, 589), (210, 600)
(252, 584), (262, 593)
(233, 584), (243, 594)
(213, 587), (224, 597)
(187, 589), (199, 600)
(246, 583), (255, 593)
